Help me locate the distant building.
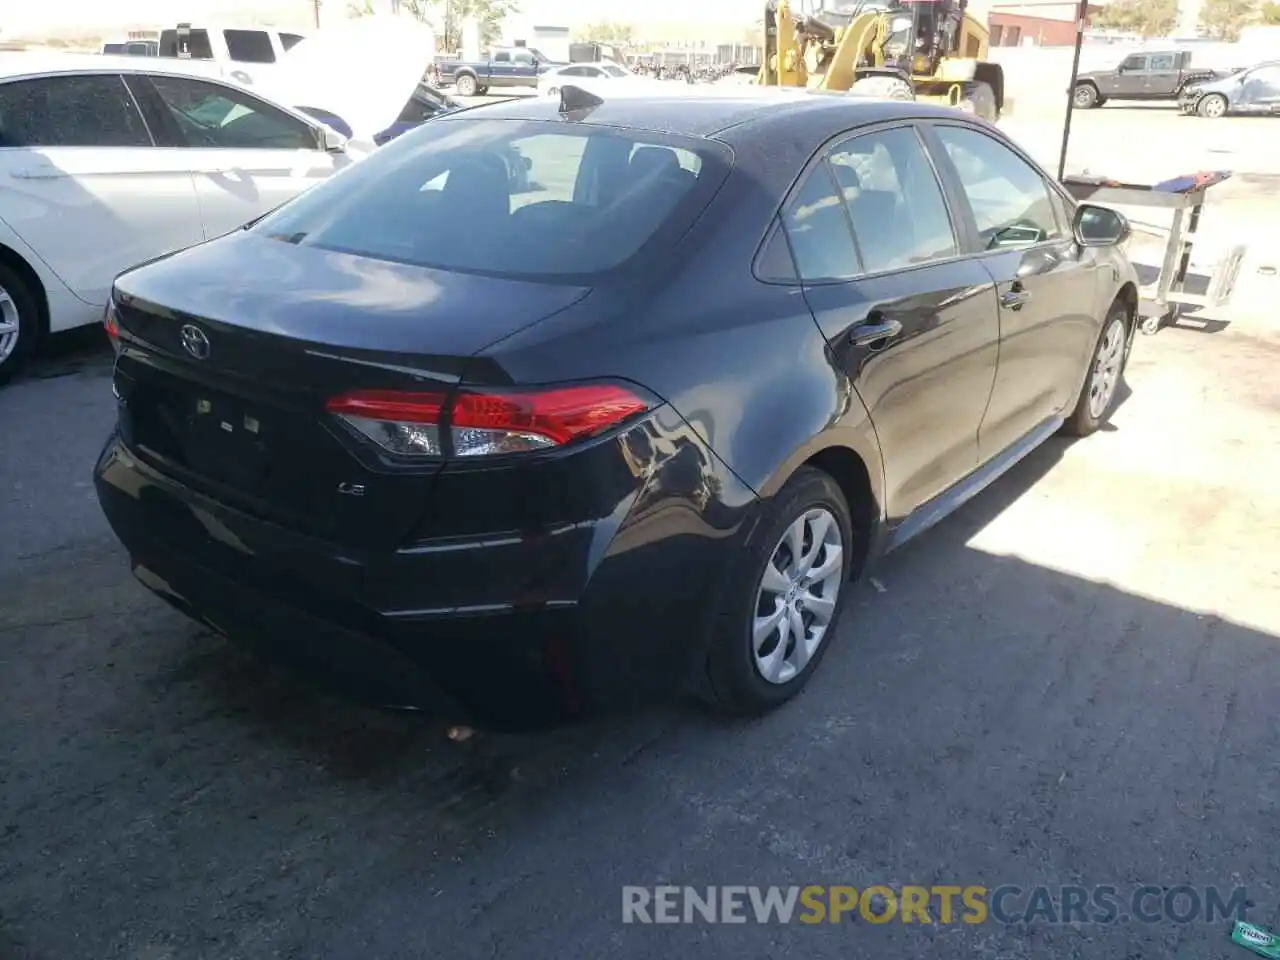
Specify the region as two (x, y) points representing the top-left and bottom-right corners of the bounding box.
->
(987, 0), (1102, 45)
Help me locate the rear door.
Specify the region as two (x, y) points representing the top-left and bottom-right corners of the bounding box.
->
(924, 121), (1100, 461)
(490, 50), (515, 85)
(1143, 52), (1180, 97)
(787, 123), (1000, 520)
(0, 72), (204, 306)
(132, 72), (340, 239)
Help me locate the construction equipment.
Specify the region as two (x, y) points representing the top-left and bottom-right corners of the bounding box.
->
(758, 0), (1005, 121)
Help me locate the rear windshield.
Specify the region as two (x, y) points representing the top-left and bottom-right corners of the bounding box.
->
(251, 118), (730, 281)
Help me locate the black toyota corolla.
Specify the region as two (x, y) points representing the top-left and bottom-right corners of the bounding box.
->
(96, 89), (1139, 730)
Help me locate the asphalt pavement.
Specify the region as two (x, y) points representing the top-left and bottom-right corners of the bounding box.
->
(3, 105), (1280, 960)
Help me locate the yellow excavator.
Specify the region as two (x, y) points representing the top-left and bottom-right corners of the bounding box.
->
(757, 0), (1005, 121)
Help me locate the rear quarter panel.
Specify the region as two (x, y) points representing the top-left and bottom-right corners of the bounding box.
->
(477, 140), (886, 517)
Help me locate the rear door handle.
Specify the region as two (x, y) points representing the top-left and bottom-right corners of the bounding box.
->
(849, 317), (903, 347)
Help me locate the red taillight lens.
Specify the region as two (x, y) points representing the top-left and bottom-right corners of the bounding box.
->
(103, 301), (121, 348)
(325, 382), (653, 459)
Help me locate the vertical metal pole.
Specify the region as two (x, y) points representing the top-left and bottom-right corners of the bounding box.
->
(313, 0), (321, 28)
(1056, 0), (1090, 182)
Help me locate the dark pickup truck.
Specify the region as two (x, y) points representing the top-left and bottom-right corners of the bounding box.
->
(1073, 50), (1231, 109)
(437, 47), (558, 96)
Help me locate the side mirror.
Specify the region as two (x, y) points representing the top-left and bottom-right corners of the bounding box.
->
(322, 127), (348, 153)
(1073, 203), (1130, 247)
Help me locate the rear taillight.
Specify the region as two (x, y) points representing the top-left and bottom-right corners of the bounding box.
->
(325, 382), (654, 458)
(103, 299), (121, 351)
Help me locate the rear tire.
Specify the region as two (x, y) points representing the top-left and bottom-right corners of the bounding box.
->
(849, 75), (914, 101)
(0, 262), (39, 386)
(455, 73), (478, 97)
(1063, 302), (1130, 437)
(702, 467), (854, 716)
(1072, 83), (1099, 109)
(961, 81), (998, 122)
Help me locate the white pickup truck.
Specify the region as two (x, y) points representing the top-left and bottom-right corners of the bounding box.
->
(157, 24), (308, 87)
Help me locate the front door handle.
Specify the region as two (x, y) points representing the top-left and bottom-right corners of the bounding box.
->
(849, 317), (903, 347)
(1000, 284), (1032, 310)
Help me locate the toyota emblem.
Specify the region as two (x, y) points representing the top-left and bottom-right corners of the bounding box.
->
(179, 323), (210, 360)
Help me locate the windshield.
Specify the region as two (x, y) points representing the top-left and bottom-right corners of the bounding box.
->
(252, 118), (730, 281)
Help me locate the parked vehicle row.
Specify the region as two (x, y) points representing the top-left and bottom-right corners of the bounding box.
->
(93, 90), (1139, 730)
(0, 30), (448, 382)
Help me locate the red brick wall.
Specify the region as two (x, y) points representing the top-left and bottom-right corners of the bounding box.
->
(988, 12), (1091, 46)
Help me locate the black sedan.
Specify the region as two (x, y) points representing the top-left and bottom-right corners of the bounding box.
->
(95, 89), (1139, 731)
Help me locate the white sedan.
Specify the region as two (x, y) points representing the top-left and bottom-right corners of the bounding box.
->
(537, 62), (659, 98)
(0, 22), (432, 383)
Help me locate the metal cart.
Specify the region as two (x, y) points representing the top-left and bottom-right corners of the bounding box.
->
(1061, 177), (1247, 335)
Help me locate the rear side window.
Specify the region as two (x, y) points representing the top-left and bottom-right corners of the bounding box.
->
(781, 168), (860, 282)
(0, 75), (152, 148)
(224, 29), (276, 64)
(252, 118), (728, 281)
(829, 126), (957, 273)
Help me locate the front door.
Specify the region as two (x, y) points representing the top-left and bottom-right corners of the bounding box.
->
(926, 122), (1101, 460)
(1112, 54), (1149, 96)
(131, 73), (341, 239)
(784, 125), (1000, 520)
(0, 72), (204, 306)
(1241, 65), (1280, 112)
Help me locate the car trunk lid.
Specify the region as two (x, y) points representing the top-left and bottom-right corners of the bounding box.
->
(110, 232), (590, 549)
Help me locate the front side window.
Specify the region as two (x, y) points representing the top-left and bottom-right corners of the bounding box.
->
(934, 125), (1062, 250)
(280, 33), (306, 51)
(223, 29), (276, 64)
(1148, 54), (1175, 70)
(0, 75), (152, 148)
(148, 75), (315, 150)
(604, 65), (629, 77)
(252, 119), (725, 280)
(828, 126), (957, 273)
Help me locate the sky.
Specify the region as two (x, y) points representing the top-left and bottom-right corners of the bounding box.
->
(4, 0), (761, 33)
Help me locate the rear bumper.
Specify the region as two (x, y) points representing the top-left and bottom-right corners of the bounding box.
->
(94, 416), (760, 730)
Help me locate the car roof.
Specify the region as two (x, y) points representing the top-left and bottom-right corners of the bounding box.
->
(0, 53), (230, 82)
(443, 88), (977, 142)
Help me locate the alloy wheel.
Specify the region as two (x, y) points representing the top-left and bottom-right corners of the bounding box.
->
(753, 507), (844, 685)
(0, 284), (20, 364)
(1201, 95), (1226, 118)
(1088, 316), (1126, 420)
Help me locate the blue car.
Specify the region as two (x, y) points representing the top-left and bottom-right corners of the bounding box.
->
(1179, 60), (1280, 118)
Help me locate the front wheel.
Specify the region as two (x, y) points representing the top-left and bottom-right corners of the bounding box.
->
(1198, 93), (1228, 118)
(454, 73), (478, 97)
(1072, 83), (1099, 109)
(1063, 304), (1129, 437)
(849, 74), (914, 101)
(960, 81), (998, 122)
(702, 467), (854, 715)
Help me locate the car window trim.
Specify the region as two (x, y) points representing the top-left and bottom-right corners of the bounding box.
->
(919, 119), (1074, 260)
(0, 72), (158, 149)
